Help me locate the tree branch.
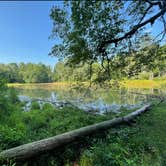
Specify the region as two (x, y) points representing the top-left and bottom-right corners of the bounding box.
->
(145, 0), (161, 6)
(138, 4), (153, 24)
(98, 5), (166, 53)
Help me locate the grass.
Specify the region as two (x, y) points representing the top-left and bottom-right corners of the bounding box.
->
(1, 83), (166, 165)
(136, 102), (166, 164)
(7, 82), (73, 90)
(0, 96), (140, 166)
(0, 100), (131, 151)
(77, 102), (166, 166)
(1, 101), (165, 166)
(8, 79), (166, 90)
(120, 79), (166, 89)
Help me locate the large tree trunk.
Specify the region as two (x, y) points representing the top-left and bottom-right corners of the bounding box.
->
(0, 104), (151, 161)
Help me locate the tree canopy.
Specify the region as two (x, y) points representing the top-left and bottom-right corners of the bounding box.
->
(1, 43), (165, 84)
(0, 63), (52, 83)
(49, 0), (166, 78)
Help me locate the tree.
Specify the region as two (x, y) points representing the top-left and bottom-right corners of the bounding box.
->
(53, 61), (91, 82)
(0, 63), (23, 83)
(156, 45), (166, 77)
(0, 63), (53, 83)
(50, 0), (166, 79)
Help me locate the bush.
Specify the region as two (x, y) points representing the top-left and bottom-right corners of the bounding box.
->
(0, 125), (26, 150)
(42, 103), (54, 111)
(7, 88), (19, 104)
(31, 101), (40, 109)
(79, 138), (139, 166)
(138, 71), (151, 80)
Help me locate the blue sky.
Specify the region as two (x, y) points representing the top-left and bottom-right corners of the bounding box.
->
(0, 1), (61, 68)
(0, 1), (164, 68)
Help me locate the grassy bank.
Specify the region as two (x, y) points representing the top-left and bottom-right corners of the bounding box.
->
(2, 81), (166, 165)
(0, 90), (135, 166)
(120, 79), (166, 89)
(7, 82), (73, 90)
(77, 102), (166, 166)
(8, 79), (166, 90)
(4, 101), (164, 166)
(1, 98), (165, 165)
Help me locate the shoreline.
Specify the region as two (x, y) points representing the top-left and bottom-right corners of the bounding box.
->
(7, 79), (166, 89)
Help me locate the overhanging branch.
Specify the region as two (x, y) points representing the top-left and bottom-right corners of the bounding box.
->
(98, 5), (166, 53)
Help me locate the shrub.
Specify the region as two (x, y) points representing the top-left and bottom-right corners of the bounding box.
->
(0, 125), (26, 150)
(31, 101), (40, 110)
(42, 103), (54, 111)
(138, 71), (151, 80)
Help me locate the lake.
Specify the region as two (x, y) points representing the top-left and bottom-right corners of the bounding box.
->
(12, 82), (166, 114)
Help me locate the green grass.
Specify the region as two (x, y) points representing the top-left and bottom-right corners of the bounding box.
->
(77, 102), (166, 166)
(0, 83), (166, 165)
(2, 102), (165, 166)
(120, 79), (166, 89)
(0, 101), (133, 166)
(1, 100), (127, 151)
(8, 79), (166, 89)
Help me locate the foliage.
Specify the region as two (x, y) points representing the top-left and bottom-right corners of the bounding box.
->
(50, 0), (166, 78)
(78, 102), (166, 166)
(0, 125), (26, 150)
(53, 43), (166, 82)
(0, 63), (52, 83)
(0, 76), (166, 166)
(0, 43), (165, 84)
(31, 101), (40, 110)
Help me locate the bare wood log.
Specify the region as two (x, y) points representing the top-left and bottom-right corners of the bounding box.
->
(32, 98), (78, 108)
(0, 104), (151, 161)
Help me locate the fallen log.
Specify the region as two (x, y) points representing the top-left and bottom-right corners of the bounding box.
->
(32, 98), (77, 108)
(0, 104), (151, 161)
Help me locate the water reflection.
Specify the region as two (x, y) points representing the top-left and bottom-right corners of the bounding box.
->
(14, 84), (165, 114)
(16, 86), (166, 105)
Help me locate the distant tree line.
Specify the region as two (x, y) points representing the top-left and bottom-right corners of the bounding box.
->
(0, 63), (52, 83)
(0, 44), (165, 83)
(53, 43), (166, 82)
(50, 43), (166, 83)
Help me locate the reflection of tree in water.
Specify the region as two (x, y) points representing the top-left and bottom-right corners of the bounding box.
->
(16, 85), (165, 106)
(16, 88), (51, 98)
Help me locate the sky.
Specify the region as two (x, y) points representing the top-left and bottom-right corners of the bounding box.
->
(0, 1), (164, 68)
(0, 1), (62, 68)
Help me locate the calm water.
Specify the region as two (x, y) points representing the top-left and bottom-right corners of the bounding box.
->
(15, 84), (166, 108)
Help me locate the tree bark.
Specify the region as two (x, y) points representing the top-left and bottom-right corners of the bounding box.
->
(0, 104), (151, 161)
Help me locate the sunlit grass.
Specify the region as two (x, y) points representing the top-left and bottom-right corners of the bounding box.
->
(7, 82), (74, 90)
(120, 79), (166, 89)
(7, 82), (92, 91)
(8, 79), (166, 90)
